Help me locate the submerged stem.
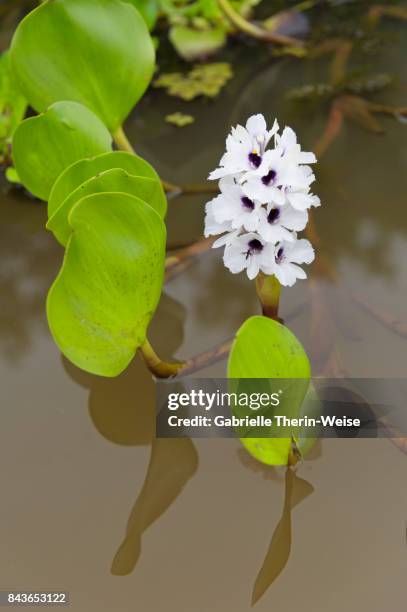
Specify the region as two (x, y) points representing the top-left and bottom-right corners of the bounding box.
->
(255, 273), (281, 320)
(165, 236), (216, 280)
(217, 0), (304, 47)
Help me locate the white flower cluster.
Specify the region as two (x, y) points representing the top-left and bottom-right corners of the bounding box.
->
(204, 114), (320, 286)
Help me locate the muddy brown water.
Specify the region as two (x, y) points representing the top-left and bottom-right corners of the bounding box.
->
(1, 16), (407, 612)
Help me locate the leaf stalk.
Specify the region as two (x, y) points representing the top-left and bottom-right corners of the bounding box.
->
(255, 273), (281, 320)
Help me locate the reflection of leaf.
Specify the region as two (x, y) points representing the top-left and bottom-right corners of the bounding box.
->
(228, 316), (311, 466)
(154, 62), (233, 100)
(10, 0), (155, 131)
(252, 468), (314, 605)
(169, 25), (227, 61)
(12, 101), (112, 200)
(111, 437), (198, 575)
(47, 192), (166, 376)
(165, 112), (195, 127)
(0, 51), (26, 164)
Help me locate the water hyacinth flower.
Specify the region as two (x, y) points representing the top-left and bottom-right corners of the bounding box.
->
(205, 114), (320, 286)
(209, 114), (279, 180)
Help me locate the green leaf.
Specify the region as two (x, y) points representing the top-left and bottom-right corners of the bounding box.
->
(47, 168), (166, 246)
(169, 25), (227, 61)
(228, 315), (311, 466)
(228, 316), (310, 378)
(10, 0), (155, 132)
(5, 166), (20, 185)
(0, 51), (27, 163)
(12, 101), (112, 201)
(124, 0), (159, 30)
(48, 150), (163, 219)
(47, 192), (166, 377)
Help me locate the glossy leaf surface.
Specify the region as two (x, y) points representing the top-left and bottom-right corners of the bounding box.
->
(10, 0), (155, 131)
(228, 316), (311, 466)
(47, 168), (166, 246)
(47, 192), (166, 376)
(124, 0), (159, 30)
(12, 101), (112, 200)
(48, 151), (162, 218)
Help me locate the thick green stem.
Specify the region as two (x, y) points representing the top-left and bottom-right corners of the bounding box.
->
(140, 338), (185, 378)
(113, 125), (135, 154)
(255, 273), (281, 320)
(217, 0), (304, 47)
(140, 337), (232, 379)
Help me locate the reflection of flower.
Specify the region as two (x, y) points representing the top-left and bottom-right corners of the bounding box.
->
(205, 114), (320, 285)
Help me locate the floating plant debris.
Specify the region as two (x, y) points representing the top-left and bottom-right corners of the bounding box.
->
(154, 62), (233, 101)
(165, 112), (195, 127)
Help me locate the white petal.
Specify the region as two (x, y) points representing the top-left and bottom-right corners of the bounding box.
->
(309, 194), (321, 208)
(212, 230), (240, 248)
(223, 247), (246, 274)
(219, 175), (238, 192)
(279, 206), (308, 231)
(268, 118), (280, 143)
(286, 191), (314, 211)
(258, 222), (293, 243)
(246, 257), (260, 280)
(246, 114), (267, 138)
(280, 126), (297, 148)
(298, 151), (317, 164)
(212, 193), (240, 223)
(209, 167), (230, 180)
(231, 124), (251, 147)
(274, 262), (301, 287)
(289, 239), (315, 264)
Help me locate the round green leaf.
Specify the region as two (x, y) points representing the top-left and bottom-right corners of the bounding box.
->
(124, 0), (158, 30)
(12, 101), (112, 200)
(48, 150), (162, 218)
(169, 26), (227, 62)
(10, 0), (155, 132)
(228, 315), (311, 466)
(228, 316), (310, 378)
(47, 168), (166, 246)
(47, 192), (166, 377)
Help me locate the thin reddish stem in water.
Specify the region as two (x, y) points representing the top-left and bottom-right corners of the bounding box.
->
(313, 103), (344, 158)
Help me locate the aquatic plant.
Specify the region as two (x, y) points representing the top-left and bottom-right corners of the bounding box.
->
(205, 114), (319, 285)
(7, 0), (318, 467)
